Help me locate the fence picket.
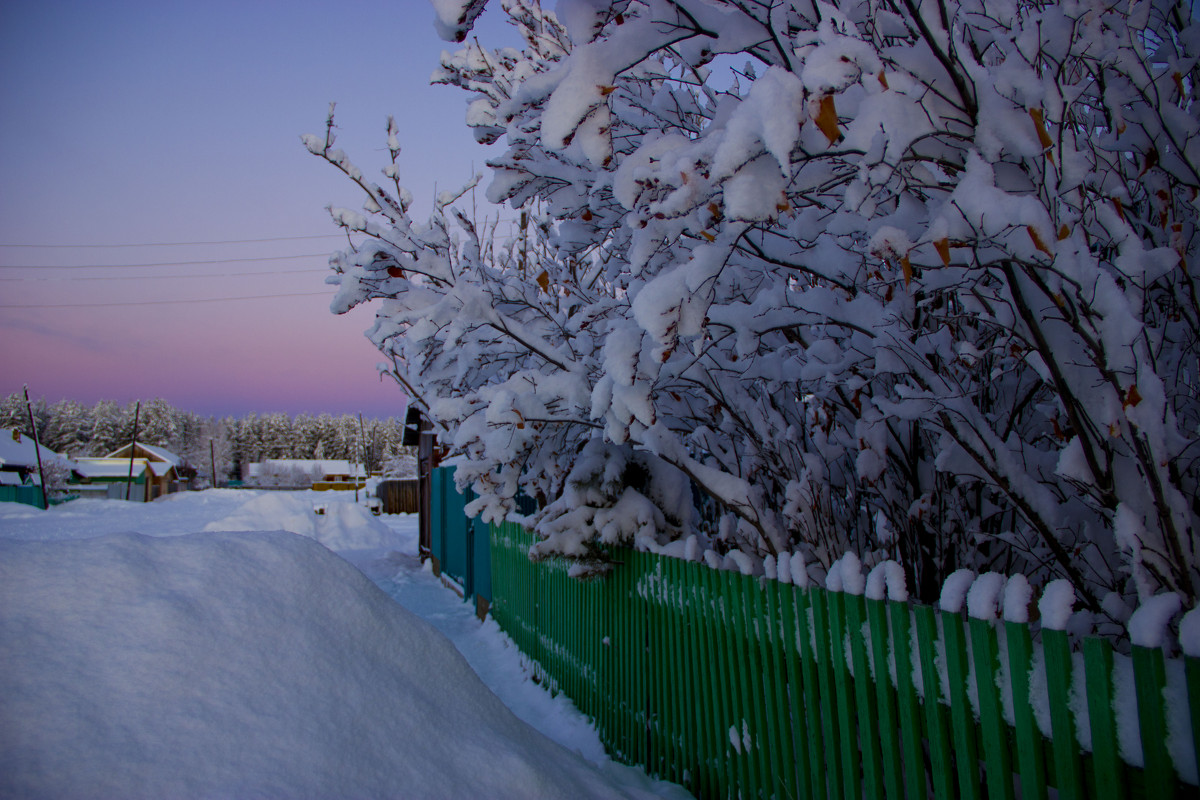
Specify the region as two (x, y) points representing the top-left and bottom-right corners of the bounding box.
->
(797, 589), (829, 800)
(848, 593), (884, 798)
(1189, 655), (1200, 799)
(888, 600), (927, 800)
(969, 617), (1015, 800)
(1005, 620), (1049, 800)
(827, 590), (861, 800)
(1082, 637), (1124, 800)
(942, 609), (983, 800)
(914, 605), (956, 800)
(749, 575), (778, 797)
(683, 561), (715, 795)
(1131, 643), (1174, 799)
(867, 598), (905, 799)
(1044, 628), (1084, 800)
(811, 589), (846, 799)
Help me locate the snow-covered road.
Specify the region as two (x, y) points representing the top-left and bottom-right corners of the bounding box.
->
(0, 490), (691, 799)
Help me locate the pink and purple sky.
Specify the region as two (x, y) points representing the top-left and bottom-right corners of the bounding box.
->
(0, 0), (518, 419)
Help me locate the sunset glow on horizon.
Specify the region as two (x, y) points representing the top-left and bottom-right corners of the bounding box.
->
(0, 0), (518, 419)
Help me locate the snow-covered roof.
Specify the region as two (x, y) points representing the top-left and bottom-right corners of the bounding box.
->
(146, 460), (178, 478)
(73, 458), (148, 479)
(0, 471), (24, 486)
(105, 442), (182, 467)
(248, 459), (366, 478)
(0, 428), (70, 470)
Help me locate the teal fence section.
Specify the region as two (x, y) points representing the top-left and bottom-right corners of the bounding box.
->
(0, 485), (45, 509)
(429, 466), (490, 604)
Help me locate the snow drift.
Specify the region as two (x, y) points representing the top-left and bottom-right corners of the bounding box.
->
(0, 530), (661, 799)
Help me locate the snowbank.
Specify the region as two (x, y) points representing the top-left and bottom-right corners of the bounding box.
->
(202, 491), (400, 551)
(0, 529), (668, 798)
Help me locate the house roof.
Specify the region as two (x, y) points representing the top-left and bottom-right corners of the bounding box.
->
(73, 458), (148, 479)
(146, 460), (177, 478)
(0, 428), (71, 470)
(105, 442), (182, 467)
(247, 459), (366, 478)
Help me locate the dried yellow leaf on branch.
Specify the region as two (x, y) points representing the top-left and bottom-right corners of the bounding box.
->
(1027, 226), (1053, 256)
(815, 95), (840, 145)
(536, 270), (550, 293)
(1124, 384), (1142, 409)
(934, 238), (951, 266)
(1029, 108), (1055, 164)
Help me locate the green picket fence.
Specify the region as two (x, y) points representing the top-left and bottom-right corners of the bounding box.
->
(489, 521), (1200, 799)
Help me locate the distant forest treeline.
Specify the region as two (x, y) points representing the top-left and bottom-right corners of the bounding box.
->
(1, 394), (409, 481)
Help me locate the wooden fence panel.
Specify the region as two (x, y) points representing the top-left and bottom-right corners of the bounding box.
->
(376, 479), (419, 514)
(484, 523), (1197, 800)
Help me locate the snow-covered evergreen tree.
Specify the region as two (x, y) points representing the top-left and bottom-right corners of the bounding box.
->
(0, 393), (32, 436)
(81, 401), (121, 455)
(137, 399), (177, 449)
(41, 400), (89, 456)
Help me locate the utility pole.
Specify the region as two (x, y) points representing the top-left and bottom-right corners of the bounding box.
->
(126, 402), (140, 501)
(357, 413), (368, 503)
(210, 440), (218, 490)
(22, 386), (48, 510)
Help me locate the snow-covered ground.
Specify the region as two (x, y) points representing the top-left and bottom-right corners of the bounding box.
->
(0, 490), (691, 799)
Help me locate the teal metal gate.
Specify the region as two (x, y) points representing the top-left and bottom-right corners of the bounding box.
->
(429, 466), (491, 607)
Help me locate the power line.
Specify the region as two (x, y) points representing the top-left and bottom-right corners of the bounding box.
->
(0, 253), (330, 270)
(0, 291), (330, 309)
(0, 234), (353, 248)
(0, 268), (330, 282)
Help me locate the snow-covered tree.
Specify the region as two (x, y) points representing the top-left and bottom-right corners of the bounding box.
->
(86, 400), (126, 455)
(134, 398), (177, 449)
(383, 446), (419, 479)
(319, 0), (1199, 606)
(41, 400), (88, 456)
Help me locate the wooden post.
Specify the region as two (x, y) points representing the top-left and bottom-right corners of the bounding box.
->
(357, 413), (368, 503)
(418, 413), (435, 563)
(126, 402), (140, 501)
(22, 386), (49, 510)
(210, 440), (217, 489)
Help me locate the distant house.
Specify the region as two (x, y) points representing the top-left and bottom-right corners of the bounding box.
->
(1, 428), (57, 485)
(0, 429), (74, 509)
(71, 442), (190, 501)
(246, 459), (366, 490)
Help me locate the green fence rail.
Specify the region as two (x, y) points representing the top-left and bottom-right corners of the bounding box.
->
(489, 520), (1200, 799)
